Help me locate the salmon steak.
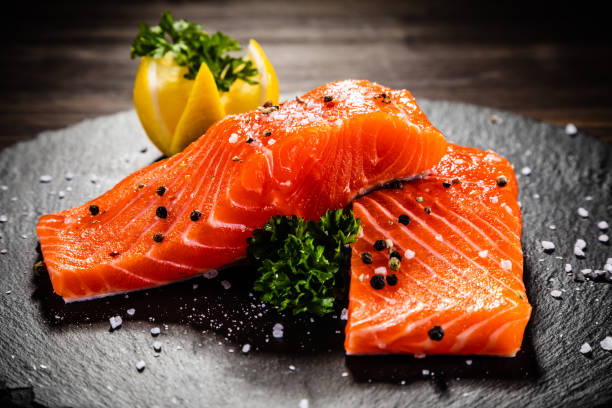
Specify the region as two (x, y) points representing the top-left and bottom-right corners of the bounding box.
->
(37, 80), (447, 301)
(345, 143), (531, 356)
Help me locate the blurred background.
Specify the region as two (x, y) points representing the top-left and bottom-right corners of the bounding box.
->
(1, 0), (611, 149)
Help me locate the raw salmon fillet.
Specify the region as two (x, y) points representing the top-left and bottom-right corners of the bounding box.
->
(345, 143), (531, 356)
(37, 80), (447, 301)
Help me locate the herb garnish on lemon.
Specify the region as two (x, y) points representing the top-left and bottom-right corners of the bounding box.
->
(131, 12), (279, 156)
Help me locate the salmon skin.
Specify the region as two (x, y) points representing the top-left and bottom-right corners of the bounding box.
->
(37, 80), (447, 301)
(345, 144), (531, 356)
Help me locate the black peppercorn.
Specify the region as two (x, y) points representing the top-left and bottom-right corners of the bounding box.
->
(386, 274), (398, 286)
(398, 214), (410, 226)
(373, 240), (387, 251)
(370, 275), (386, 289)
(156, 206), (168, 219)
(428, 325), (444, 341)
(390, 251), (402, 261)
(89, 205), (99, 216)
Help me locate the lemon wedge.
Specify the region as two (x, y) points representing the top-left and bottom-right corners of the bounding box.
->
(133, 40), (278, 156)
(221, 40), (280, 115)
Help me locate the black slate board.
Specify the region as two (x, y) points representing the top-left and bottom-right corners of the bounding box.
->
(1, 101), (611, 408)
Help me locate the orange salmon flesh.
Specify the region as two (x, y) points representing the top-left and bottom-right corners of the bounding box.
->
(36, 80), (447, 301)
(345, 144), (531, 356)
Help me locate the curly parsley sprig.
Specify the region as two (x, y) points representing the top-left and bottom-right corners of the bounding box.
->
(130, 11), (258, 92)
(247, 210), (362, 316)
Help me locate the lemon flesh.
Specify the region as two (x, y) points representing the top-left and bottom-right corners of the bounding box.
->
(222, 40), (280, 115)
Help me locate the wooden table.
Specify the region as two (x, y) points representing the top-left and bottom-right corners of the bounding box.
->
(1, 0), (611, 149)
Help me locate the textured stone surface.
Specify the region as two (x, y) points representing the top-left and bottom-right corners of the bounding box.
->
(1, 102), (611, 407)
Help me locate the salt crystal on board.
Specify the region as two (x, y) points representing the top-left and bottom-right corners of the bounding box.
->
(203, 269), (219, 279)
(579, 343), (592, 354)
(600, 336), (612, 351)
(135, 360), (146, 372)
(109, 316), (122, 330)
(541, 241), (555, 252)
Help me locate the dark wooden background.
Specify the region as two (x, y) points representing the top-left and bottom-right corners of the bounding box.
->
(1, 0), (611, 150)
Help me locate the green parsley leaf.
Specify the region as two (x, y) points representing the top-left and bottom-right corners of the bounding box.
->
(247, 209), (361, 316)
(130, 11), (258, 92)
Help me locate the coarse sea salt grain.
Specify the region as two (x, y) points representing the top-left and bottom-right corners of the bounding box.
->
(466, 359), (473, 366)
(374, 266), (387, 275)
(39, 175), (52, 183)
(520, 167), (532, 176)
(203, 269), (219, 279)
(422, 369), (430, 376)
(478, 250), (488, 258)
(565, 264), (572, 273)
(550, 290), (562, 298)
(228, 133), (239, 143)
(109, 316), (122, 330)
(299, 399), (309, 408)
(565, 123), (578, 135)
(241, 344), (251, 354)
(541, 241), (555, 251)
(220, 280), (231, 290)
(272, 323), (284, 338)
(575, 239), (587, 250)
(579, 343), (592, 354)
(605, 264), (612, 273)
(404, 249), (415, 259)
(340, 308), (348, 321)
(151, 327), (160, 337)
(65, 172), (74, 181)
(600, 336), (612, 351)
(490, 196), (499, 204)
(549, 224), (556, 230)
(126, 308), (135, 316)
(501, 260), (512, 270)
(607, 258), (612, 265)
(598, 221), (610, 230)
(135, 360), (146, 372)
(574, 247), (585, 258)
(577, 207), (589, 218)
(414, 353), (426, 359)
(0, 215), (7, 223)
(268, 139), (276, 145)
(599, 234), (609, 243)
